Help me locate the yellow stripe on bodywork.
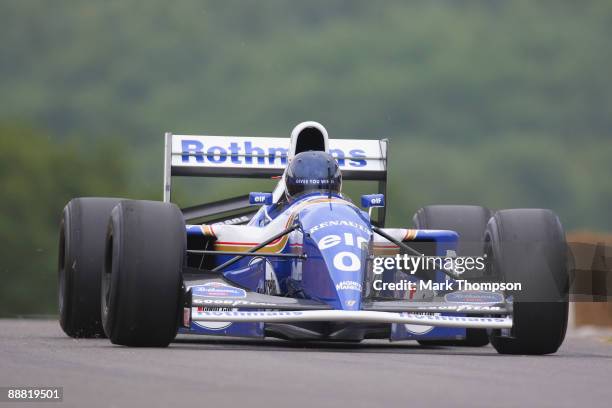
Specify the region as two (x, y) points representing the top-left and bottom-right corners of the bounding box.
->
(212, 197), (357, 254)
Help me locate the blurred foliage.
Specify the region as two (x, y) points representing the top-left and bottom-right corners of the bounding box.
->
(0, 0), (611, 314)
(0, 124), (132, 315)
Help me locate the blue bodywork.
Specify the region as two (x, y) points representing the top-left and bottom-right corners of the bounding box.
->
(181, 192), (464, 341)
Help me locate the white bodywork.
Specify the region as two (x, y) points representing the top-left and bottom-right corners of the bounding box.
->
(191, 309), (513, 329)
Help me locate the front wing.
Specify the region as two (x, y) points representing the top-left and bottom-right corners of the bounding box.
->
(189, 309), (511, 329)
(182, 270), (513, 334)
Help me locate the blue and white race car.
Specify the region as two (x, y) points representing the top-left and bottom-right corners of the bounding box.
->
(58, 122), (569, 354)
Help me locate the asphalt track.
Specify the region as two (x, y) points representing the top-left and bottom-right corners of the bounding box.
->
(1, 319), (611, 408)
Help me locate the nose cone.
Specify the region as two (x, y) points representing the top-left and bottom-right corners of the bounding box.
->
(299, 201), (371, 310)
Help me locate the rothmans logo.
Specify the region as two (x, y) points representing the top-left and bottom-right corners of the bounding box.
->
(180, 140), (367, 167)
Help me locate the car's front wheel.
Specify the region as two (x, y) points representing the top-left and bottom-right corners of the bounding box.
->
(101, 200), (186, 347)
(486, 209), (569, 355)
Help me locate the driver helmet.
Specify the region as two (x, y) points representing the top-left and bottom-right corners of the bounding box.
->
(285, 151), (342, 201)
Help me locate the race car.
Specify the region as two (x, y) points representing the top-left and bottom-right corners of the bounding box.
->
(58, 121), (569, 354)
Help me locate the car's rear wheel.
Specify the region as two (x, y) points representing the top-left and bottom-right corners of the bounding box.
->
(58, 197), (124, 338)
(413, 205), (492, 347)
(101, 200), (185, 347)
(486, 209), (569, 355)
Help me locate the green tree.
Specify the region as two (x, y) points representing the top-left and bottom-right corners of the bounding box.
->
(0, 124), (128, 316)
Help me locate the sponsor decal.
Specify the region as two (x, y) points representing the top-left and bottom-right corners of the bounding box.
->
(415, 305), (503, 312)
(403, 312), (509, 333)
(308, 220), (371, 235)
(196, 310), (304, 317)
(316, 231), (371, 273)
(249, 192), (273, 205)
(335, 280), (362, 292)
(194, 306), (233, 330)
(444, 291), (504, 304)
(193, 299), (277, 307)
(191, 282), (247, 298)
(403, 312), (437, 335)
(407, 314), (507, 323)
(361, 194), (385, 208)
(178, 138), (367, 168)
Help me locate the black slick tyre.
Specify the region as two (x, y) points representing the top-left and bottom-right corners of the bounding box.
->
(59, 197), (124, 338)
(102, 200), (185, 347)
(486, 209), (569, 355)
(413, 205), (492, 347)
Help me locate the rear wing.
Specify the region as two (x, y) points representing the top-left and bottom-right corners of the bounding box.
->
(163, 133), (389, 225)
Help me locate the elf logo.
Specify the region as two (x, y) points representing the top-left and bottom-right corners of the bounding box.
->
(318, 232), (369, 272)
